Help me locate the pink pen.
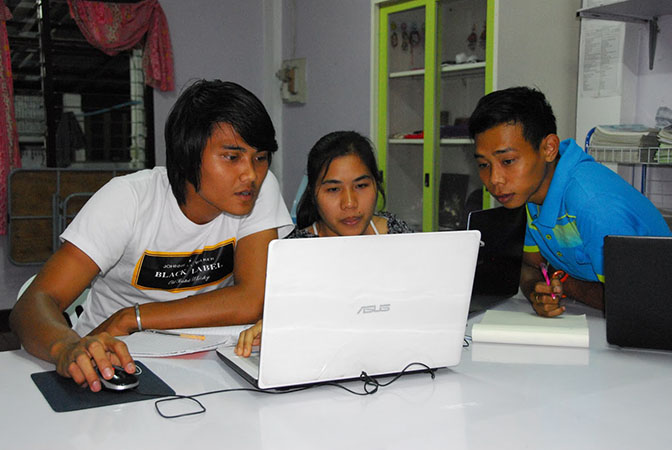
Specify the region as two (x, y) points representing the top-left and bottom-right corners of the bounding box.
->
(539, 262), (556, 299)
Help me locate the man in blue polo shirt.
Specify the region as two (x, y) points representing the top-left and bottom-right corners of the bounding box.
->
(469, 86), (671, 317)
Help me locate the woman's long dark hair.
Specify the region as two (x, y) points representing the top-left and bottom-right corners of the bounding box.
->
(295, 131), (385, 229)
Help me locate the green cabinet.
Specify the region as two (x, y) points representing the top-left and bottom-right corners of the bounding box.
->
(373, 0), (494, 231)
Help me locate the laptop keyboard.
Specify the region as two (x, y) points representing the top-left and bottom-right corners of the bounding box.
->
(248, 351), (260, 366)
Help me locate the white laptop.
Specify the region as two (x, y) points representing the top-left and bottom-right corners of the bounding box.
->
(217, 230), (481, 389)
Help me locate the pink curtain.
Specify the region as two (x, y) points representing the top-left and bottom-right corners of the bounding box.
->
(67, 0), (174, 91)
(0, 1), (21, 235)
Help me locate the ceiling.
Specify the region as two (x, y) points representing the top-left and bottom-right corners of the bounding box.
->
(5, 0), (134, 96)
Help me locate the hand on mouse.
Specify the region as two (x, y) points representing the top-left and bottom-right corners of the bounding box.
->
(51, 332), (135, 392)
(96, 365), (139, 391)
(235, 320), (262, 358)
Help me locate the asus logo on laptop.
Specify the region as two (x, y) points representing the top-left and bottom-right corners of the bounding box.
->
(357, 304), (391, 314)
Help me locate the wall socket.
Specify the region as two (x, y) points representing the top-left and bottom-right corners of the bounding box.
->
(277, 58), (306, 104)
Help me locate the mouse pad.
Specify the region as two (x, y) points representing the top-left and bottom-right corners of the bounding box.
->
(31, 361), (175, 413)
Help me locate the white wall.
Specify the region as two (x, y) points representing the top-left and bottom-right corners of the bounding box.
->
(153, 0), (266, 167)
(496, 0), (581, 141)
(280, 0), (372, 204)
(635, 15), (672, 126)
(153, 0), (371, 207)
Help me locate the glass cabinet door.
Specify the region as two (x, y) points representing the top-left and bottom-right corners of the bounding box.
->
(376, 0), (492, 231)
(377, 1), (437, 231)
(437, 0), (488, 230)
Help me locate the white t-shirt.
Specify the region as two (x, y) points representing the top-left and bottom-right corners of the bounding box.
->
(61, 167), (293, 335)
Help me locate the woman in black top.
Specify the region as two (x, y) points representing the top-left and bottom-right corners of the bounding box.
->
(287, 130), (413, 238)
(236, 131), (412, 356)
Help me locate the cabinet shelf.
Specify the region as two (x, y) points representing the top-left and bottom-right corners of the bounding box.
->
(441, 138), (473, 145)
(587, 146), (672, 165)
(389, 68), (425, 79)
(389, 62), (486, 79)
(576, 0), (672, 22)
(441, 61), (486, 74)
(389, 138), (423, 145)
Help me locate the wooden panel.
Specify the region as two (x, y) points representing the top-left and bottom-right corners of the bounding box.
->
(59, 170), (116, 198)
(10, 218), (53, 264)
(9, 170), (57, 216)
(63, 194), (93, 217)
(8, 168), (137, 264)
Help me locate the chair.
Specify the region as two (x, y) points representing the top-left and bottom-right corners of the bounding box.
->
(16, 274), (36, 300)
(17, 275), (89, 328)
(290, 174), (308, 224)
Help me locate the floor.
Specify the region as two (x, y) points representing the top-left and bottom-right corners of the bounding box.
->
(0, 234), (43, 351)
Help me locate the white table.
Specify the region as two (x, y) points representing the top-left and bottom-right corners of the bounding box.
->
(3, 296), (671, 450)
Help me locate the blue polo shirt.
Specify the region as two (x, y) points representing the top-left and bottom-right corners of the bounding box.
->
(524, 139), (671, 282)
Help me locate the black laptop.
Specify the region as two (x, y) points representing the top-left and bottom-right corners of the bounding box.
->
(466, 206), (526, 314)
(604, 235), (672, 351)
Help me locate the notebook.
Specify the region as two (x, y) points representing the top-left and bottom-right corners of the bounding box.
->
(604, 235), (672, 351)
(217, 230), (481, 389)
(471, 310), (589, 348)
(467, 206), (526, 313)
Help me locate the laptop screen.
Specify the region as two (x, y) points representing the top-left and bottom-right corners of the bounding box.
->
(604, 235), (672, 351)
(467, 206), (526, 313)
(219, 230), (481, 389)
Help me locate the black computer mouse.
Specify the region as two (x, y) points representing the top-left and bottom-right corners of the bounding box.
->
(96, 365), (140, 391)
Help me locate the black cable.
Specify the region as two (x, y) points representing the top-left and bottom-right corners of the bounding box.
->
(135, 385), (315, 418)
(139, 361), (437, 419)
(154, 395), (206, 418)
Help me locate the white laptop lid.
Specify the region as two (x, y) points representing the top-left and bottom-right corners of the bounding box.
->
(219, 230), (480, 389)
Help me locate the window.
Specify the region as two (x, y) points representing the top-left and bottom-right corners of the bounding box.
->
(7, 0), (154, 168)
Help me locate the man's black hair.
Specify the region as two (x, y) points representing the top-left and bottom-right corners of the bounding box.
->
(165, 79), (277, 205)
(468, 86), (557, 149)
(296, 131), (385, 229)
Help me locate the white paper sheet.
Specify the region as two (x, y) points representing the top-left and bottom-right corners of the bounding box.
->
(580, 20), (624, 98)
(119, 325), (253, 357)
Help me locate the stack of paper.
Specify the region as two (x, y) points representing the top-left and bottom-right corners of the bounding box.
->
(119, 325), (251, 357)
(657, 126), (672, 163)
(471, 342), (590, 365)
(590, 124), (657, 147)
(471, 310), (589, 348)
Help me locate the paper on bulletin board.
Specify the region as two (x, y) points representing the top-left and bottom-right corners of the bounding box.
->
(579, 19), (624, 98)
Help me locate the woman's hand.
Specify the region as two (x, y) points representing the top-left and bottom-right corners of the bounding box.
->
(235, 320), (262, 357)
(51, 333), (135, 392)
